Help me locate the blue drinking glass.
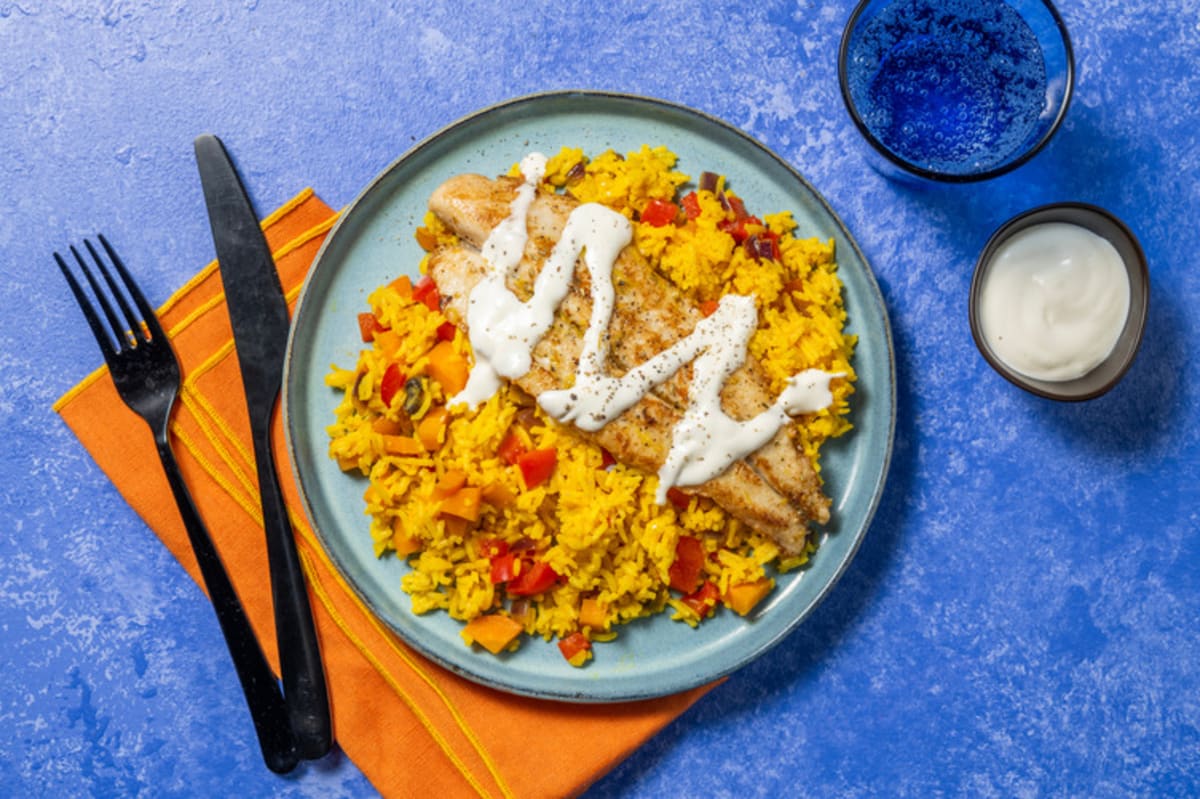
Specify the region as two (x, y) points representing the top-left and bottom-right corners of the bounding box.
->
(838, 0), (1074, 183)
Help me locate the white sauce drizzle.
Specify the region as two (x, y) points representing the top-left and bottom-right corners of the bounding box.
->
(452, 152), (841, 499)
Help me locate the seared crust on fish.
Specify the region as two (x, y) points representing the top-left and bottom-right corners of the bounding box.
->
(427, 173), (831, 553)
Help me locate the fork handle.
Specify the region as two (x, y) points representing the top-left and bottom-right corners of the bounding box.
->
(252, 427), (333, 760)
(155, 435), (300, 774)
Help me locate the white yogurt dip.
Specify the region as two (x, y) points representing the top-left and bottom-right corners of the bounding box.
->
(978, 222), (1130, 382)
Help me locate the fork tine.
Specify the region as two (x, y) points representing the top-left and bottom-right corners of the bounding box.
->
(98, 234), (167, 342)
(55, 251), (118, 361)
(70, 244), (130, 351)
(84, 238), (145, 345)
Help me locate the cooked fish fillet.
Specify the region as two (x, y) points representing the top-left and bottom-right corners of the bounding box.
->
(427, 173), (831, 552)
(429, 247), (812, 553)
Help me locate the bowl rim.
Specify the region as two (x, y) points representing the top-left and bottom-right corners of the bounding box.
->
(968, 201), (1150, 401)
(837, 0), (1075, 183)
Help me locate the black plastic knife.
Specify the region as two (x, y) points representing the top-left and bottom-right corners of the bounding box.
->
(194, 133), (332, 760)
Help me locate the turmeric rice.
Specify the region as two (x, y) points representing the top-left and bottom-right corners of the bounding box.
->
(325, 145), (856, 666)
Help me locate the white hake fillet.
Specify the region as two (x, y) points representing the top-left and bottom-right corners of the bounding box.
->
(427, 173), (832, 554)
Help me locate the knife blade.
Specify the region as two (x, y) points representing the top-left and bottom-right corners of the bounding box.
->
(194, 133), (332, 760)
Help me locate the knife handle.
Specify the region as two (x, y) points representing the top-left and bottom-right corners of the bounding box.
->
(254, 425), (333, 759)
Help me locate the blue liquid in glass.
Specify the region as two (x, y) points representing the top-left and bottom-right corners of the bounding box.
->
(848, 0), (1048, 175)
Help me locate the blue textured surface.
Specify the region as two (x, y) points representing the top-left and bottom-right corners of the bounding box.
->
(2, 2), (1196, 797)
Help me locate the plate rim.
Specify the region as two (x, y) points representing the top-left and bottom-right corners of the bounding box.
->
(283, 89), (896, 702)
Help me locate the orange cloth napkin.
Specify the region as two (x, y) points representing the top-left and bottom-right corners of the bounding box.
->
(53, 189), (711, 799)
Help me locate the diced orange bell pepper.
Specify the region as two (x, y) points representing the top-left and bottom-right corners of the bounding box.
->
(381, 434), (424, 456)
(579, 597), (609, 631)
(362, 484), (385, 507)
(389, 274), (413, 298)
(426, 340), (470, 396)
(441, 515), (473, 538)
(439, 485), (482, 523)
(416, 405), (449, 451)
(461, 614), (524, 655)
(374, 329), (403, 359)
(432, 469), (469, 499)
(371, 417), (406, 435)
(390, 519), (422, 556)
(725, 578), (774, 616)
(414, 227), (439, 252)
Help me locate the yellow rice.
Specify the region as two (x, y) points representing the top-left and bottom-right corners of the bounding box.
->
(325, 145), (856, 663)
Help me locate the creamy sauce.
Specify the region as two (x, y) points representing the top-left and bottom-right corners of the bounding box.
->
(978, 222), (1130, 382)
(452, 152), (840, 497)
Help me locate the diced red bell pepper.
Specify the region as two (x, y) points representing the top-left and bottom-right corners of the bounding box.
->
(480, 538), (509, 559)
(640, 198), (678, 227)
(357, 312), (387, 342)
(516, 447), (557, 489)
(507, 560), (559, 596)
(668, 535), (705, 593)
(680, 191), (702, 220)
(489, 552), (518, 585)
(380, 363), (406, 407)
(412, 275), (441, 312)
(681, 580), (721, 618)
(666, 487), (692, 511)
(497, 431), (527, 466)
(719, 214), (764, 244)
(698, 299), (720, 318)
(436, 321), (458, 342)
(599, 447), (616, 469)
(557, 631), (592, 665)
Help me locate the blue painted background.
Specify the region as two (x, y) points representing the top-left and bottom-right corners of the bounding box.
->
(2, 1), (1196, 797)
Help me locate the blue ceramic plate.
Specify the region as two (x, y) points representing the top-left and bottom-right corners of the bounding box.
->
(283, 91), (895, 702)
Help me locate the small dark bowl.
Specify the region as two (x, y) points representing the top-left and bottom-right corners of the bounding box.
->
(969, 203), (1149, 401)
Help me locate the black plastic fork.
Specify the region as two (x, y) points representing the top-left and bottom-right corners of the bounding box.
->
(56, 235), (300, 774)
